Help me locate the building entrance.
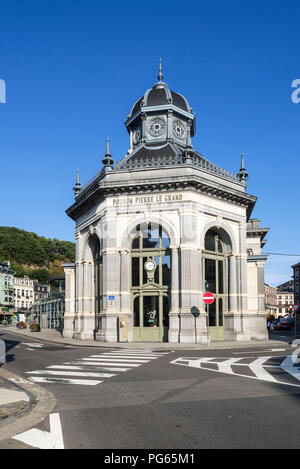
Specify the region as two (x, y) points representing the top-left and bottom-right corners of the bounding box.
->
(132, 292), (169, 341)
(130, 223), (171, 342)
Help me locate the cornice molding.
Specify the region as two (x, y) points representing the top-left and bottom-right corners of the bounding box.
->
(66, 173), (256, 222)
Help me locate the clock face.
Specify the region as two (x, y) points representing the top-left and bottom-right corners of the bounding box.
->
(148, 118), (165, 137)
(172, 120), (185, 140)
(145, 260), (156, 272)
(134, 128), (141, 144)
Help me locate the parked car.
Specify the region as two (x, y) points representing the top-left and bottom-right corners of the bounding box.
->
(275, 317), (294, 330)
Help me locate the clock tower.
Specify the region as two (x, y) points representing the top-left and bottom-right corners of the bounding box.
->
(124, 60), (196, 154)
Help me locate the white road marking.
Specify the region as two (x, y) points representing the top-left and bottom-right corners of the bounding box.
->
(25, 351), (170, 387)
(28, 376), (103, 386)
(217, 358), (243, 373)
(171, 356), (300, 388)
(26, 370), (115, 378)
(280, 356), (300, 381)
(22, 342), (44, 348)
(89, 356), (150, 362)
(80, 359), (142, 366)
(232, 349), (286, 354)
(248, 357), (278, 382)
(49, 413), (64, 449)
(9, 377), (33, 385)
(99, 354), (159, 359)
(105, 352), (165, 356)
(62, 362), (131, 371)
(13, 413), (64, 449)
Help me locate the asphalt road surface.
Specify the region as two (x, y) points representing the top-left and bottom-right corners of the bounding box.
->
(0, 330), (300, 450)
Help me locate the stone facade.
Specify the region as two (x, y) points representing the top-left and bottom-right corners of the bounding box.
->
(63, 67), (269, 343)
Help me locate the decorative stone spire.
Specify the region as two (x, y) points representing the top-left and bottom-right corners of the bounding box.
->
(102, 137), (114, 170)
(73, 169), (81, 197)
(157, 57), (163, 82)
(237, 153), (249, 183)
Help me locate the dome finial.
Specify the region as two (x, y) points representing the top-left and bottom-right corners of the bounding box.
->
(105, 136), (111, 157)
(73, 168), (81, 197)
(237, 153), (248, 184)
(157, 57), (163, 82)
(102, 137), (114, 170)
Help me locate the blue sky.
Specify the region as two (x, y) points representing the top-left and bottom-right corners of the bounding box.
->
(0, 0), (299, 286)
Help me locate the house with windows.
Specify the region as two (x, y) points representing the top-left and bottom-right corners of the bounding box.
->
(292, 262), (300, 307)
(63, 64), (269, 343)
(14, 276), (34, 312)
(0, 261), (15, 323)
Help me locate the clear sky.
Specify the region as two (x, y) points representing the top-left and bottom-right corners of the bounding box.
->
(0, 0), (299, 286)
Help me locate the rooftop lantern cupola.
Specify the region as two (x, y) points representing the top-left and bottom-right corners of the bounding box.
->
(124, 59), (196, 152)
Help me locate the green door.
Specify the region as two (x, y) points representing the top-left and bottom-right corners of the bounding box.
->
(132, 292), (169, 342)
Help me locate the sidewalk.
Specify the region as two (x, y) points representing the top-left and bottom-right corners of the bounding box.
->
(0, 325), (289, 350)
(0, 371), (35, 427)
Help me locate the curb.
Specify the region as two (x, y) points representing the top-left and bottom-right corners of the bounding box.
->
(0, 368), (56, 443)
(0, 326), (290, 350)
(0, 374), (36, 427)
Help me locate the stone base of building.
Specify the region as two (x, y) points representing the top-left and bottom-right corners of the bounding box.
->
(62, 311), (268, 343)
(224, 313), (268, 341)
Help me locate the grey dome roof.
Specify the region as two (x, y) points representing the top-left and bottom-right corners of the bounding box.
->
(129, 82), (192, 117)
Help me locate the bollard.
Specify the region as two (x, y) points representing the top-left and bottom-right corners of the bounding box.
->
(0, 339), (6, 364)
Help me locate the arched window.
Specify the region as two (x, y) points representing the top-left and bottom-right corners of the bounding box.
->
(130, 223), (170, 341)
(203, 229), (226, 337)
(131, 224), (171, 288)
(88, 234), (102, 317)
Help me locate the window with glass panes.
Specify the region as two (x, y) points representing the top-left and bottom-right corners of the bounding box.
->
(203, 229), (226, 328)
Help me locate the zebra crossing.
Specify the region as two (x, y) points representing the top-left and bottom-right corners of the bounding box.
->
(171, 355), (300, 388)
(25, 349), (170, 386)
(17, 342), (45, 351)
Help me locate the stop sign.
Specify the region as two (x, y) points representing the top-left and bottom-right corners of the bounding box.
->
(203, 292), (215, 304)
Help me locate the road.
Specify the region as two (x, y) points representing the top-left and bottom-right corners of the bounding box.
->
(0, 329), (300, 449)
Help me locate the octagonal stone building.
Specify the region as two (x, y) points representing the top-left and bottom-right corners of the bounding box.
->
(63, 65), (269, 343)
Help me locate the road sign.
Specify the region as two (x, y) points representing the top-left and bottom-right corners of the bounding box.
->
(108, 296), (115, 301)
(292, 304), (300, 312)
(203, 292), (215, 304)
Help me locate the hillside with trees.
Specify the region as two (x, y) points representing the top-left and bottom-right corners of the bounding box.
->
(0, 226), (75, 284)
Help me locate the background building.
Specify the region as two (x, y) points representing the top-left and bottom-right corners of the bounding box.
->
(277, 280), (294, 293)
(14, 276), (34, 311)
(276, 291), (294, 317)
(265, 283), (277, 317)
(31, 276), (65, 330)
(34, 281), (50, 302)
(0, 261), (15, 323)
(292, 262), (300, 307)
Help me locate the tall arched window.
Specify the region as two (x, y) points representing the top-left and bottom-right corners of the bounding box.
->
(203, 229), (226, 339)
(131, 224), (171, 289)
(88, 234), (102, 319)
(131, 223), (170, 342)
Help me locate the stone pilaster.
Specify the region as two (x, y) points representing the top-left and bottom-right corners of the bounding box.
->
(96, 214), (120, 342)
(62, 264), (75, 338)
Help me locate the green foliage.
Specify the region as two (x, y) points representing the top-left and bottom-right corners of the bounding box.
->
(16, 321), (26, 329)
(29, 322), (40, 332)
(0, 226), (75, 284)
(28, 269), (51, 284)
